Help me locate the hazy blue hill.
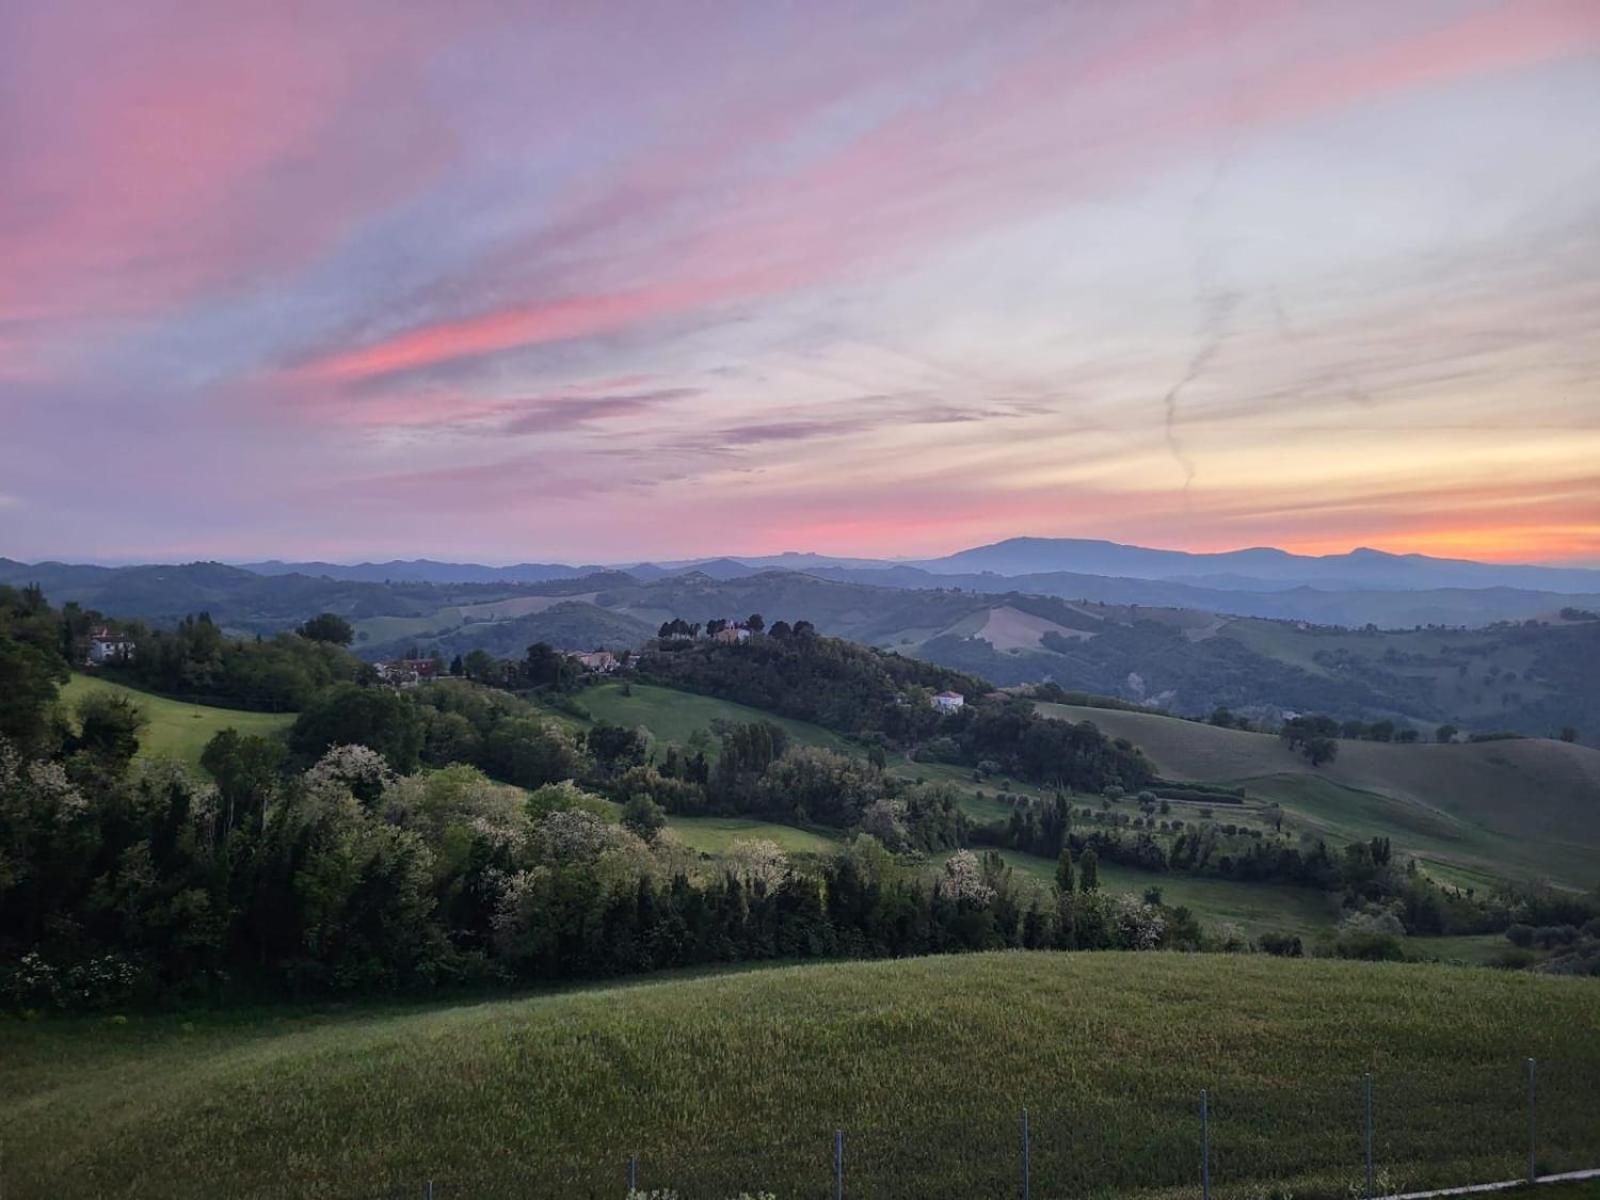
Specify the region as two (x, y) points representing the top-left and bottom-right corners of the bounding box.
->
(913, 537), (1600, 593)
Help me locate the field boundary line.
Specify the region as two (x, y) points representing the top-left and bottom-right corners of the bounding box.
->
(1384, 1167), (1600, 1200)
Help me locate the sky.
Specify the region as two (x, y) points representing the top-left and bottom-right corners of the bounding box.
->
(3, 0), (1599, 567)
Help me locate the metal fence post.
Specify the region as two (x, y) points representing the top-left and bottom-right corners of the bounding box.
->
(1022, 1107), (1031, 1200)
(834, 1128), (844, 1200)
(627, 1154), (637, 1194)
(1364, 1072), (1375, 1199)
(425, 1182), (434, 1200)
(1200, 1089), (1211, 1200)
(1526, 1058), (1537, 1184)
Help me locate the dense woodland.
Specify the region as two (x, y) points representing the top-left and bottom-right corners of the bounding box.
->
(4, 584), (1598, 1010)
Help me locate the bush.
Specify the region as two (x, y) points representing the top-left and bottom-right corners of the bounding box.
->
(1506, 923), (1535, 947)
(1258, 932), (1304, 958)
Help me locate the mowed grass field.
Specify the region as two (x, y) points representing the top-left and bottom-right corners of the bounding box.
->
(994, 850), (1339, 940)
(1036, 702), (1600, 888)
(576, 680), (858, 759)
(59, 674), (295, 777)
(3, 954), (1598, 1200)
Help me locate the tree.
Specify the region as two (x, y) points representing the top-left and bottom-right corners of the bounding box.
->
(621, 794), (666, 841)
(448, 654), (464, 677)
(521, 642), (570, 689)
(1304, 736), (1339, 767)
(745, 614), (765, 633)
(1559, 727), (1579, 743)
(463, 649), (495, 682)
(1054, 847), (1074, 894)
(71, 690), (148, 767)
(297, 613), (354, 645)
(0, 636), (67, 753)
(201, 728), (286, 836)
(1078, 847), (1099, 893)
(290, 683), (423, 772)
(1436, 724), (1458, 744)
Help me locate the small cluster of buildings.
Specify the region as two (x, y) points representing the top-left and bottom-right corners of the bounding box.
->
(373, 658), (442, 688)
(931, 690), (965, 713)
(85, 627), (136, 666)
(569, 650), (622, 673)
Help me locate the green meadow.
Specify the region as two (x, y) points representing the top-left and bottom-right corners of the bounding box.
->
(59, 674), (295, 777)
(3, 953), (1597, 1200)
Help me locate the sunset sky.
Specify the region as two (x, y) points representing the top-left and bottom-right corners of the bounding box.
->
(3, 0), (1598, 566)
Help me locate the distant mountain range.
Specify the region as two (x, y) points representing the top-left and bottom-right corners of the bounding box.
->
(5, 551), (1597, 739)
(226, 537), (1600, 595)
(8, 536), (1600, 635)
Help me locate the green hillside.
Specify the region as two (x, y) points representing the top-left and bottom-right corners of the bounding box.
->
(994, 850), (1338, 939)
(1037, 702), (1600, 888)
(59, 674), (295, 776)
(4, 954), (1597, 1200)
(574, 680), (858, 758)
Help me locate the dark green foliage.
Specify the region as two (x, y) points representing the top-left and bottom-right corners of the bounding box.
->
(115, 613), (366, 711)
(68, 690), (148, 768)
(0, 585), (72, 754)
(200, 729), (286, 837)
(297, 613), (355, 645)
(620, 794), (666, 841)
(290, 683), (422, 772)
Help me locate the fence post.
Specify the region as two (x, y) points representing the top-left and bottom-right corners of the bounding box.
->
(627, 1154), (637, 1195)
(1022, 1107), (1031, 1200)
(834, 1128), (844, 1200)
(1200, 1089), (1211, 1200)
(425, 1182), (433, 1200)
(1364, 1072), (1375, 1199)
(1526, 1058), (1537, 1184)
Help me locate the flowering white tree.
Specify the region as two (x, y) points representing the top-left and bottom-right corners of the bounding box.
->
(937, 849), (995, 905)
(860, 797), (909, 849)
(1112, 894), (1166, 949)
(303, 744), (394, 800)
(724, 838), (789, 890)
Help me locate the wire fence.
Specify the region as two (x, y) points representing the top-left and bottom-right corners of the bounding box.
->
(365, 1056), (1600, 1200)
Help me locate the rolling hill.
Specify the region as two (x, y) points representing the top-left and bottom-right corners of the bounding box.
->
(4, 953), (1596, 1200)
(9, 557), (1597, 740)
(1037, 701), (1600, 888)
(60, 674), (295, 777)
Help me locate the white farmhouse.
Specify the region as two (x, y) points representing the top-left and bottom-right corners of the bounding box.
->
(931, 690), (965, 714)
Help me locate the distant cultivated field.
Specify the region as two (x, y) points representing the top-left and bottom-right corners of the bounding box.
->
(4, 954), (1597, 1200)
(1037, 702), (1600, 887)
(994, 849), (1339, 939)
(576, 680), (857, 758)
(60, 674), (294, 776)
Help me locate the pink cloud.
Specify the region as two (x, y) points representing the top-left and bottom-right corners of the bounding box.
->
(0, 2), (473, 327)
(281, 1), (1599, 389)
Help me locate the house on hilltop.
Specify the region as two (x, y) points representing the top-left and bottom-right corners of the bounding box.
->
(375, 658), (440, 688)
(571, 650), (620, 673)
(931, 690), (965, 714)
(86, 627), (136, 665)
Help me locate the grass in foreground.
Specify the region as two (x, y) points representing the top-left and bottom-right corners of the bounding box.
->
(59, 673), (295, 777)
(3, 954), (1597, 1200)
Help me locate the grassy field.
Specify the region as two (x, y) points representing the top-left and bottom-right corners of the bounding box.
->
(663, 814), (840, 855)
(3, 954), (1597, 1199)
(59, 674), (295, 777)
(573, 680), (858, 758)
(1036, 702), (1600, 888)
(992, 849), (1339, 940)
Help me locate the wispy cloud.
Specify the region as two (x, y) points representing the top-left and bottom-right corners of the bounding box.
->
(3, 0), (1598, 563)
